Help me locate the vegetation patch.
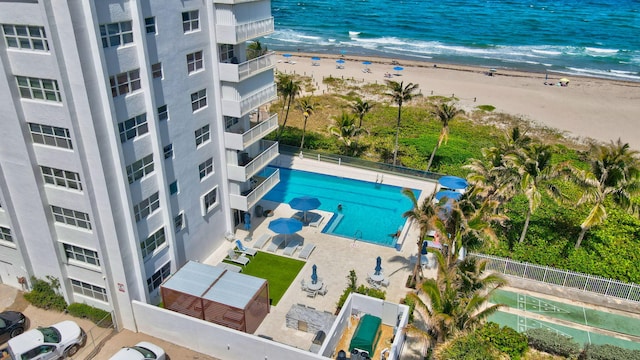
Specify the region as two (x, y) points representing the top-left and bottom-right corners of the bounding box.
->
(24, 276), (67, 312)
(239, 251), (305, 306)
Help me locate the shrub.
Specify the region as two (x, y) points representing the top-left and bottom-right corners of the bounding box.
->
(580, 344), (640, 360)
(355, 284), (386, 299)
(477, 104), (496, 111)
(23, 276), (67, 312)
(67, 303), (113, 327)
(402, 295), (416, 323)
(525, 328), (580, 358)
(437, 332), (502, 360)
(478, 322), (528, 360)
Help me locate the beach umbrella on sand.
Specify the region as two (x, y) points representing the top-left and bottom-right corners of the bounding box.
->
(362, 61), (372, 66)
(311, 56), (321, 66)
(560, 78), (570, 83)
(336, 59), (345, 64)
(393, 66), (404, 75)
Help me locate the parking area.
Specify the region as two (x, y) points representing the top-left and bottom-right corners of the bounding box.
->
(0, 285), (219, 360)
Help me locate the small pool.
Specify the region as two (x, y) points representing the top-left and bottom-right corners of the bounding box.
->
(262, 167), (420, 247)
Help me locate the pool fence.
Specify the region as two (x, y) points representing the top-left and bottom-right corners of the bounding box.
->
(279, 144), (441, 181)
(473, 253), (640, 303)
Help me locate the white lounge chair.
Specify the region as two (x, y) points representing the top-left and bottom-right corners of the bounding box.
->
(283, 239), (302, 256)
(227, 249), (250, 266)
(266, 236), (284, 252)
(235, 240), (258, 257)
(253, 234), (271, 249)
(298, 243), (316, 259)
(309, 216), (324, 228)
(218, 262), (242, 273)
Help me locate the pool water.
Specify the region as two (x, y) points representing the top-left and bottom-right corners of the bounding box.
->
(262, 167), (420, 247)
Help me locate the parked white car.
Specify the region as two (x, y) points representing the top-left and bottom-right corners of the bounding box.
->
(109, 342), (165, 360)
(4, 320), (86, 360)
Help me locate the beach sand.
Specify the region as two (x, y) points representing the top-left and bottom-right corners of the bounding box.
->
(276, 52), (640, 149)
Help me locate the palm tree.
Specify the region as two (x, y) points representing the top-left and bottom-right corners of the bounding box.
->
(328, 112), (367, 155)
(296, 97), (317, 151)
(506, 144), (563, 243)
(571, 139), (640, 249)
(247, 40), (267, 60)
(276, 77), (301, 141)
(407, 254), (505, 345)
(350, 98), (373, 151)
(384, 80), (420, 166)
(426, 102), (464, 171)
(402, 189), (438, 284)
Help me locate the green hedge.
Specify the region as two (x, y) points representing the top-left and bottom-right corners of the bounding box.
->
(67, 303), (113, 327)
(24, 276), (67, 312)
(525, 328), (581, 358)
(580, 344), (640, 360)
(478, 322), (528, 360)
(437, 333), (501, 360)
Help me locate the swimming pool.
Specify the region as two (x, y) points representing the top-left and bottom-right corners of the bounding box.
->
(262, 167), (421, 247)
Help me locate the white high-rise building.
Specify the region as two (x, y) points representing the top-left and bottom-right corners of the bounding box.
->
(0, 0), (278, 330)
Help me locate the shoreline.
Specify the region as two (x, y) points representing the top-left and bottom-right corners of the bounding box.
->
(274, 51), (640, 149)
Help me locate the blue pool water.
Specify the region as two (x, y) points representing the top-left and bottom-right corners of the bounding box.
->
(262, 167), (420, 247)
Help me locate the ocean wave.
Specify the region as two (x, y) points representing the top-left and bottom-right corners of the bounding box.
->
(565, 67), (640, 81)
(585, 47), (619, 54)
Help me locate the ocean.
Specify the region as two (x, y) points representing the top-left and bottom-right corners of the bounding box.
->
(263, 0), (640, 81)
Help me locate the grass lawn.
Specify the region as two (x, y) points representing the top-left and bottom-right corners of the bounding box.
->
(236, 251), (306, 306)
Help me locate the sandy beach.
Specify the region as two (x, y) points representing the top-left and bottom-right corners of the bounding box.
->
(275, 52), (640, 149)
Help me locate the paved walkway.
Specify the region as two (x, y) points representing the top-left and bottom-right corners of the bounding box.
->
(204, 154), (438, 357)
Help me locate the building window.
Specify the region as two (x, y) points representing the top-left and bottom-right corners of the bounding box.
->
(134, 192), (160, 222)
(40, 166), (82, 191)
(145, 17), (156, 34)
(169, 181), (178, 195)
(202, 187), (218, 215)
(51, 206), (91, 230)
(186, 51), (203, 74)
(109, 69), (141, 97)
(141, 227), (166, 258)
(157, 105), (168, 121)
(147, 262), (171, 293)
(29, 123), (72, 149)
(126, 154), (154, 184)
(151, 63), (162, 79)
(99, 21), (133, 48)
(199, 158), (214, 179)
(182, 10), (199, 33)
(190, 89), (207, 112)
(118, 113), (148, 143)
(64, 244), (100, 266)
(219, 44), (234, 63)
(0, 227), (12, 242)
(163, 144), (173, 159)
(70, 279), (107, 302)
(16, 76), (61, 102)
(194, 124), (210, 147)
(174, 212), (185, 231)
(2, 24), (49, 51)
(224, 116), (239, 130)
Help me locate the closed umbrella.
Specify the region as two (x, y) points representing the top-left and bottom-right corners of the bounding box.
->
(311, 264), (318, 284)
(374, 256), (382, 275)
(244, 212), (251, 231)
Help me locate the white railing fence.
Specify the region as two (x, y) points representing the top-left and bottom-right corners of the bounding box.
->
(472, 253), (640, 302)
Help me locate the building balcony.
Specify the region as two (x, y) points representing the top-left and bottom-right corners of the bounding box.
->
(229, 167), (279, 211)
(224, 114), (278, 151)
(213, 0), (260, 4)
(221, 83), (277, 118)
(227, 140), (278, 182)
(219, 52), (276, 83)
(216, 17), (274, 45)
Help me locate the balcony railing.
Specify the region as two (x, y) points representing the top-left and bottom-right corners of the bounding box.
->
(227, 140), (278, 182)
(216, 17), (274, 44)
(229, 168), (280, 211)
(221, 83), (277, 118)
(224, 114), (278, 150)
(219, 52), (276, 83)
(213, 0), (260, 4)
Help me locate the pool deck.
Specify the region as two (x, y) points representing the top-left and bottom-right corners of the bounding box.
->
(204, 154), (438, 358)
